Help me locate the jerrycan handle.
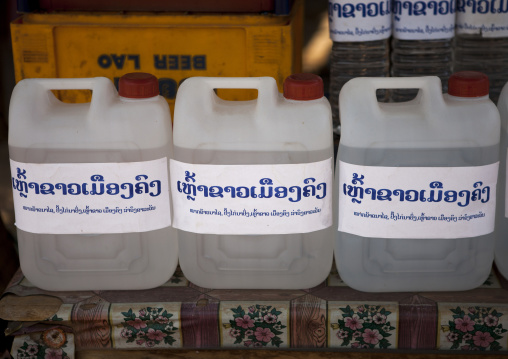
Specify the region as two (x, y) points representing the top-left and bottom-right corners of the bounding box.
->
(342, 76), (445, 115)
(33, 77), (117, 117)
(183, 77), (279, 110)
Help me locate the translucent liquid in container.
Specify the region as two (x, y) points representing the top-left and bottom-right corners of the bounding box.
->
(336, 73), (500, 292)
(338, 145), (498, 291)
(9, 74), (178, 291)
(175, 147), (333, 288)
(172, 75), (334, 289)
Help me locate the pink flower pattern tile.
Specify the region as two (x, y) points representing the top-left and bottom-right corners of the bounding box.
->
(328, 301), (398, 349)
(110, 303), (182, 349)
(438, 303), (508, 351)
(220, 301), (289, 348)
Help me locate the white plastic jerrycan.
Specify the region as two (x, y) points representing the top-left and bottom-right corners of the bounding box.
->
(172, 74), (334, 289)
(9, 73), (178, 291)
(496, 82), (508, 280)
(336, 72), (500, 292)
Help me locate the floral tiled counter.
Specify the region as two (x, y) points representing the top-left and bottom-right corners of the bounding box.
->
(2, 266), (508, 358)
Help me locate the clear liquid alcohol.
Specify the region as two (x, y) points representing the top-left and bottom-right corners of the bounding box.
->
(336, 144), (498, 292)
(9, 144), (178, 290)
(174, 146), (335, 289)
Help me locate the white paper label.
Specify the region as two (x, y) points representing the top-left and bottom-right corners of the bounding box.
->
(10, 158), (171, 234)
(393, 0), (456, 40)
(338, 161), (499, 239)
(170, 158), (333, 235)
(456, 0), (508, 37)
(328, 1), (392, 42)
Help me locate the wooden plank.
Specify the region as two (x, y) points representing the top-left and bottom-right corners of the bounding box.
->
(290, 294), (326, 348)
(71, 295), (112, 349)
(399, 295), (437, 350)
(180, 294), (220, 348)
(75, 348), (506, 359)
(207, 289), (306, 302)
(0, 294), (62, 321)
(189, 283), (213, 294)
(312, 286), (409, 302)
(98, 287), (200, 304)
(421, 289), (508, 303)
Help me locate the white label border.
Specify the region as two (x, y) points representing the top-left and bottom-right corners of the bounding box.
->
(338, 161), (498, 239)
(10, 158), (171, 234)
(170, 158), (334, 235)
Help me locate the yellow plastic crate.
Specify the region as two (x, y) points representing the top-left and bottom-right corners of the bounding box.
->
(11, 0), (303, 115)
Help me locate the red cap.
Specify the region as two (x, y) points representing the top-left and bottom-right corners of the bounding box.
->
(118, 72), (159, 98)
(448, 71), (489, 98)
(283, 73), (324, 101)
